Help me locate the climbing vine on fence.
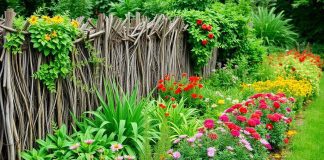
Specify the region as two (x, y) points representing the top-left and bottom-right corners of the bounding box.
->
(4, 16), (25, 54)
(27, 15), (80, 92)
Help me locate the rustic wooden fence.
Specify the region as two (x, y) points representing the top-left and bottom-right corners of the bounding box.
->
(0, 9), (218, 160)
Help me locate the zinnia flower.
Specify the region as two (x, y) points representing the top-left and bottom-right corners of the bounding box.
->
(208, 133), (218, 140)
(239, 107), (248, 114)
(110, 143), (123, 152)
(231, 130), (240, 137)
(219, 114), (229, 122)
(204, 119), (215, 129)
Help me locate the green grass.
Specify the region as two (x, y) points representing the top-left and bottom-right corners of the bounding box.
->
(285, 74), (324, 160)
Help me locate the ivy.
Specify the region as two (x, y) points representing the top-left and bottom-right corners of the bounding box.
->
(4, 16), (26, 54)
(27, 15), (80, 92)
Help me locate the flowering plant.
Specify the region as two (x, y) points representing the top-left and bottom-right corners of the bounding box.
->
(28, 15), (80, 91)
(157, 74), (207, 110)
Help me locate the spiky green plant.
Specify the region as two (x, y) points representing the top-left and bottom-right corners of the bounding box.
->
(252, 7), (298, 48)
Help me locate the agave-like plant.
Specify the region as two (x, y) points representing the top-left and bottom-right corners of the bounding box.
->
(252, 7), (298, 48)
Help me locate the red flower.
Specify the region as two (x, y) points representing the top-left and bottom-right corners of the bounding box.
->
(251, 113), (261, 119)
(236, 115), (247, 122)
(219, 114), (229, 122)
(231, 103), (242, 109)
(172, 104), (177, 108)
(201, 39), (208, 46)
(175, 88), (182, 94)
(164, 75), (170, 81)
(198, 95), (203, 99)
(208, 33), (214, 39)
(247, 118), (260, 127)
(165, 112), (170, 117)
(231, 130), (240, 137)
(266, 123), (273, 130)
(198, 127), (205, 133)
(171, 97), (176, 101)
(157, 84), (165, 90)
(189, 76), (200, 83)
(158, 79), (164, 84)
(201, 24), (207, 30)
(159, 103), (166, 109)
(198, 84), (203, 88)
(284, 138), (289, 144)
(161, 87), (166, 92)
(191, 93), (198, 99)
(239, 107), (248, 114)
(245, 127), (256, 134)
(165, 95), (169, 99)
(184, 83), (194, 91)
(204, 119), (215, 129)
(196, 19), (203, 25)
(208, 133), (218, 140)
(182, 73), (187, 77)
(273, 101), (280, 109)
(206, 25), (212, 31)
(252, 132), (261, 140)
(291, 67), (296, 72)
(267, 113), (282, 122)
(226, 122), (241, 131)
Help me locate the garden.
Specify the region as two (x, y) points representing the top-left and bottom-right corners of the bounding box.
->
(0, 0), (323, 160)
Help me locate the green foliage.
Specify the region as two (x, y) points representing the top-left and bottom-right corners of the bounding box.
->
(4, 16), (25, 54)
(52, 0), (93, 18)
(76, 83), (148, 156)
(27, 15), (79, 92)
(108, 0), (144, 18)
(21, 125), (115, 160)
(171, 0), (216, 11)
(252, 7), (298, 48)
(153, 117), (171, 160)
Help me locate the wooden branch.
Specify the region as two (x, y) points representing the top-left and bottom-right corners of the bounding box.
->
(0, 25), (29, 34)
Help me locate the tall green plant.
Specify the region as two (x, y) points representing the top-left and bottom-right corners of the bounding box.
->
(76, 83), (147, 156)
(252, 7), (298, 48)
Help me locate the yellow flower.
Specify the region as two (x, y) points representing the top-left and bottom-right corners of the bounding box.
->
(42, 16), (51, 23)
(51, 16), (64, 24)
(71, 20), (79, 28)
(28, 15), (38, 25)
(51, 31), (57, 37)
(287, 130), (297, 137)
(217, 99), (225, 105)
(45, 34), (51, 41)
(273, 153), (281, 159)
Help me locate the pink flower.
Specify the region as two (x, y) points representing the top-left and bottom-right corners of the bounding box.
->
(207, 147), (216, 157)
(236, 115), (247, 122)
(204, 119), (215, 129)
(69, 143), (80, 150)
(288, 97), (296, 102)
(179, 135), (187, 139)
(195, 132), (204, 139)
(172, 151), (181, 159)
(115, 156), (124, 160)
(226, 146), (234, 151)
(286, 107), (291, 112)
(167, 149), (173, 154)
(231, 130), (240, 137)
(187, 137), (196, 143)
(84, 139), (94, 145)
(110, 143), (123, 152)
(273, 101), (281, 109)
(247, 118), (260, 127)
(219, 114), (229, 122)
(173, 139), (181, 144)
(123, 155), (135, 160)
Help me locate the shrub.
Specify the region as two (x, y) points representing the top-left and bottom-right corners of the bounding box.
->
(252, 7), (298, 48)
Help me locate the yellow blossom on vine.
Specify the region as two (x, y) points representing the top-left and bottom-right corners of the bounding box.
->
(45, 34), (51, 41)
(28, 15), (38, 25)
(51, 16), (64, 24)
(71, 20), (79, 28)
(51, 31), (57, 37)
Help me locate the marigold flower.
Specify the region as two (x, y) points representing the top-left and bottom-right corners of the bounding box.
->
(28, 15), (38, 25)
(45, 34), (51, 41)
(52, 16), (64, 24)
(51, 31), (58, 37)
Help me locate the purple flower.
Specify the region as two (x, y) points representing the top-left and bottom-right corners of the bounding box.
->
(207, 147), (216, 157)
(172, 151), (181, 159)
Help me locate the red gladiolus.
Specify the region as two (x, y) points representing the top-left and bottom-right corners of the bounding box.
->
(204, 119), (215, 129)
(172, 104), (177, 108)
(201, 24), (207, 30)
(171, 97), (176, 101)
(165, 112), (170, 117)
(239, 107), (248, 114)
(208, 133), (218, 140)
(208, 33), (214, 39)
(201, 39), (208, 46)
(159, 103), (166, 109)
(236, 115), (247, 122)
(196, 19), (203, 25)
(273, 101), (280, 109)
(231, 130), (240, 137)
(266, 123), (273, 130)
(191, 93), (198, 99)
(175, 88), (182, 94)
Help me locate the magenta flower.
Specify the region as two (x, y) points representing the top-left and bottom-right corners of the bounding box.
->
(219, 114), (229, 122)
(204, 119), (215, 129)
(231, 130), (240, 137)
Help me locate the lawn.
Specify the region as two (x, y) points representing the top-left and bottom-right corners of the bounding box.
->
(286, 74), (324, 160)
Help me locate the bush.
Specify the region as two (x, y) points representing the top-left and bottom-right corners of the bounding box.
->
(52, 0), (93, 18)
(252, 7), (298, 48)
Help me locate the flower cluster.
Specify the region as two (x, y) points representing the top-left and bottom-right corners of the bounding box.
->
(157, 74), (206, 109)
(196, 19), (215, 47)
(167, 93), (296, 159)
(242, 77), (312, 98)
(287, 49), (323, 68)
